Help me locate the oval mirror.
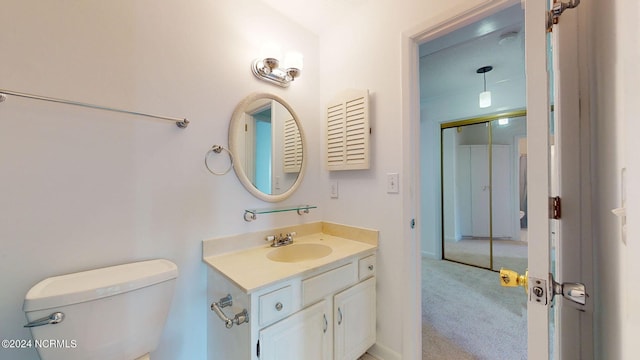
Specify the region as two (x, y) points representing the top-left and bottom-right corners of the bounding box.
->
(229, 93), (306, 202)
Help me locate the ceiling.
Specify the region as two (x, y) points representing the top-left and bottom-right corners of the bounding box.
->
(419, 4), (525, 103)
(259, 0), (367, 35)
(258, 1), (525, 109)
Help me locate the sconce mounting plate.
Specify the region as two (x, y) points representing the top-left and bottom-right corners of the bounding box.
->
(252, 59), (300, 88)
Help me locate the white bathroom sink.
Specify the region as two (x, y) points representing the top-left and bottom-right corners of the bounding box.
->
(266, 243), (333, 263)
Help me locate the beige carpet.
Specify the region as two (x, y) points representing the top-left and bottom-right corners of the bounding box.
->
(422, 257), (527, 360)
(362, 247), (528, 360)
(444, 239), (528, 271)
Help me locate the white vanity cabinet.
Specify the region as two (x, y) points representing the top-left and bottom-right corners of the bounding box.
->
(207, 252), (376, 360)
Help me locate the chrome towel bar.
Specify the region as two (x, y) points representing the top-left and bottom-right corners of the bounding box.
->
(0, 88), (189, 128)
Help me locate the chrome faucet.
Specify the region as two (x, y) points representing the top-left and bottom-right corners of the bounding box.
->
(266, 232), (296, 247)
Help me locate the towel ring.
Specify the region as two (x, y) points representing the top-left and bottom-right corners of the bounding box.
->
(205, 145), (233, 175)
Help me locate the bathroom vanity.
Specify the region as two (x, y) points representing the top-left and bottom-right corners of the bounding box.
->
(203, 222), (377, 360)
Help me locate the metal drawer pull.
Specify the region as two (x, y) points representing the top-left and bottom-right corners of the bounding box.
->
(337, 308), (343, 325)
(24, 312), (64, 328)
(368, 265), (374, 271)
(323, 314), (328, 333)
(210, 294), (249, 329)
(275, 302), (283, 311)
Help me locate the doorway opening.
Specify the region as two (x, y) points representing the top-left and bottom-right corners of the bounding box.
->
(418, 3), (528, 359)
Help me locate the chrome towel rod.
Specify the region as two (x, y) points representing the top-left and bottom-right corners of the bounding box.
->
(0, 89), (189, 128)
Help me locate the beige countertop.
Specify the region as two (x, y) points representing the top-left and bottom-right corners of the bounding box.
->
(203, 232), (377, 293)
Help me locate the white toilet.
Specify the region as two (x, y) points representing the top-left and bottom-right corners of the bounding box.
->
(23, 259), (178, 360)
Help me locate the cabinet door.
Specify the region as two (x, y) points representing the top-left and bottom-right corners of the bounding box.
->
(334, 277), (376, 360)
(258, 300), (330, 360)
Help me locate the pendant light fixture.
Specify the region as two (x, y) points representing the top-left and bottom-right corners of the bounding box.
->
(477, 65), (493, 108)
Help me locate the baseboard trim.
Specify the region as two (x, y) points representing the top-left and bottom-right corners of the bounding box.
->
(421, 251), (437, 259)
(367, 342), (402, 360)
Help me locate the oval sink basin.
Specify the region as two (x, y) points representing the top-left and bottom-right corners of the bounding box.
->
(267, 243), (333, 263)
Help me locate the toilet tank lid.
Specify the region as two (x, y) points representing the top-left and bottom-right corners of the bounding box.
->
(23, 259), (178, 312)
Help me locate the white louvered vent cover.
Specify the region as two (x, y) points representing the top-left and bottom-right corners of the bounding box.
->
(326, 89), (370, 171)
(283, 116), (303, 173)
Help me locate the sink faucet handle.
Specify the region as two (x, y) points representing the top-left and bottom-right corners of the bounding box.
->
(287, 232), (297, 237)
(266, 235), (276, 242)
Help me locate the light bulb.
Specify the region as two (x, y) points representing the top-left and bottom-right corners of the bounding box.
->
(479, 91), (491, 108)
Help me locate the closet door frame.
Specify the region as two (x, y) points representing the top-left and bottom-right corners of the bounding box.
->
(440, 109), (526, 270)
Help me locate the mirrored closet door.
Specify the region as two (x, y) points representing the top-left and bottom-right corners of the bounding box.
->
(441, 114), (528, 272)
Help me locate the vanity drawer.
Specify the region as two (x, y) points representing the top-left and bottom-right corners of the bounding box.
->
(358, 255), (376, 280)
(302, 262), (357, 306)
(259, 285), (294, 327)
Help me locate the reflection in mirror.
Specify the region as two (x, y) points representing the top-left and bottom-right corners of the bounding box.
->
(442, 123), (491, 269)
(441, 116), (528, 272)
(229, 93), (305, 202)
(490, 117), (528, 272)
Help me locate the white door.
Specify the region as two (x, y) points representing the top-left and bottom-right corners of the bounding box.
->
(548, 0), (593, 358)
(258, 300), (331, 360)
(334, 277), (376, 360)
(523, 0), (589, 358)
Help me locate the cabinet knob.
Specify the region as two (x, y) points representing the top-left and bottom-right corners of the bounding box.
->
(368, 265), (374, 271)
(275, 302), (283, 311)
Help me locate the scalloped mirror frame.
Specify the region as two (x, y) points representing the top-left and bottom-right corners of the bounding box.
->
(228, 92), (307, 202)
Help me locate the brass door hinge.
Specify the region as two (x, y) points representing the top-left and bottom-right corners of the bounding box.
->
(547, 0), (581, 31)
(550, 196), (562, 219)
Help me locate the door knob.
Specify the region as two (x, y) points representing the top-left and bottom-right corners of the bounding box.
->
(500, 269), (588, 306)
(499, 268), (528, 293)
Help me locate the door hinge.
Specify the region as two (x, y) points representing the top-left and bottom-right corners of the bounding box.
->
(547, 0), (581, 31)
(550, 196), (561, 219)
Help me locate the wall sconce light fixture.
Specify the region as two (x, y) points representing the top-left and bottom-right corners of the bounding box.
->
(477, 65), (493, 108)
(252, 49), (303, 88)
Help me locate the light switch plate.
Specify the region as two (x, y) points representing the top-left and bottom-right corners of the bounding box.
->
(387, 173), (399, 193)
(330, 180), (339, 198)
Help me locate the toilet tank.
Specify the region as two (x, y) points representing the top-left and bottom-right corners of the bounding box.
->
(23, 259), (178, 360)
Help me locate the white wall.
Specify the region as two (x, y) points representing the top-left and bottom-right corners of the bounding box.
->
(621, 0), (640, 356)
(420, 111), (443, 259)
(620, 0), (640, 356)
(589, 0), (624, 358)
(589, 0), (640, 358)
(0, 1), (319, 359)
